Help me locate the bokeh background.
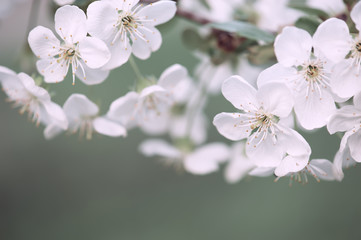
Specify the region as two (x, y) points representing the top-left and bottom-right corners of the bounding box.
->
(0, 1), (360, 240)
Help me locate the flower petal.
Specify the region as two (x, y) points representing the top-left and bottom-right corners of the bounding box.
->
(213, 112), (251, 141)
(18, 73), (50, 100)
(308, 159), (337, 181)
(36, 58), (69, 84)
(348, 129), (361, 162)
(327, 105), (361, 134)
(93, 117), (127, 137)
(102, 38), (132, 70)
(136, 1), (177, 26)
(256, 82), (294, 118)
(42, 101), (68, 130)
(139, 139), (182, 159)
(184, 142), (230, 175)
(76, 61), (110, 85)
(257, 63), (297, 88)
(274, 26), (312, 67)
(28, 26), (61, 59)
(222, 75), (258, 111)
(63, 94), (99, 123)
(79, 37), (111, 69)
(131, 26), (162, 60)
(294, 88), (336, 130)
(351, 1), (361, 32)
(107, 91), (139, 128)
(274, 155), (309, 177)
(313, 18), (351, 63)
(55, 5), (87, 43)
(158, 64), (188, 91)
(86, 1), (118, 41)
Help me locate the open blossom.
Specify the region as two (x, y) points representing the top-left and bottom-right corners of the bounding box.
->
(28, 5), (111, 85)
(45, 94), (127, 140)
(213, 76), (311, 177)
(106, 64), (189, 135)
(87, 0), (177, 70)
(328, 91), (361, 165)
(0, 66), (68, 134)
(258, 24), (348, 130)
(313, 8), (361, 99)
(139, 139), (230, 175)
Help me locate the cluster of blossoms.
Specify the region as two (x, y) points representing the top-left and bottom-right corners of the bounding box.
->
(1, 0), (361, 185)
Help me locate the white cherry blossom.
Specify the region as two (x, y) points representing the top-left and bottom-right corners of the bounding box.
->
(28, 5), (111, 85)
(327, 91), (361, 163)
(0, 66), (68, 134)
(139, 139), (230, 175)
(87, 0), (177, 69)
(213, 76), (311, 177)
(107, 64), (189, 135)
(45, 94), (127, 140)
(258, 25), (345, 130)
(313, 11), (361, 99)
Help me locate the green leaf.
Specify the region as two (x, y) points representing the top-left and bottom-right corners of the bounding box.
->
(199, 0), (211, 10)
(181, 28), (205, 50)
(288, 4), (330, 18)
(209, 21), (275, 43)
(295, 16), (322, 35)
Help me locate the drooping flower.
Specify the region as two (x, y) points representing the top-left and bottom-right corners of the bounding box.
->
(0, 66), (68, 134)
(28, 5), (111, 85)
(258, 24), (349, 130)
(327, 91), (361, 164)
(87, 0), (177, 69)
(107, 64), (190, 135)
(213, 76), (311, 177)
(139, 139), (230, 175)
(45, 94), (127, 140)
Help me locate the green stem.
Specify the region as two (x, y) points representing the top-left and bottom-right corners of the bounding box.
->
(129, 56), (145, 84)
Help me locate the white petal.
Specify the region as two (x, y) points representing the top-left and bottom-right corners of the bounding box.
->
(348, 129), (361, 162)
(221, 75), (258, 111)
(327, 105), (361, 134)
(256, 82), (294, 118)
(136, 1), (177, 26)
(274, 26), (312, 67)
(247, 135), (284, 168)
(274, 155), (309, 177)
(36, 58), (69, 84)
(93, 117), (127, 137)
(158, 64), (188, 91)
(224, 142), (256, 183)
(64, 94), (99, 121)
(28, 26), (61, 59)
(313, 18), (351, 63)
(184, 142), (230, 175)
(308, 159), (337, 181)
(18, 73), (50, 100)
(294, 88), (336, 130)
(139, 139), (182, 159)
(42, 101), (68, 130)
(353, 89), (361, 109)
(330, 59), (361, 99)
(139, 84), (166, 98)
(131, 26), (162, 60)
(75, 60), (110, 85)
(55, 5), (87, 44)
(79, 37), (111, 69)
(248, 167), (275, 177)
(257, 63), (297, 88)
(351, 1), (361, 32)
(86, 1), (118, 40)
(107, 91), (139, 127)
(278, 126), (311, 157)
(102, 38), (132, 70)
(213, 112), (251, 141)
(44, 124), (64, 140)
(139, 113), (170, 135)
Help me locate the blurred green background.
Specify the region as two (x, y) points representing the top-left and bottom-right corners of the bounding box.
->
(0, 1), (360, 240)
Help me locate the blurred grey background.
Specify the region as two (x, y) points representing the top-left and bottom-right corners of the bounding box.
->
(0, 1), (360, 240)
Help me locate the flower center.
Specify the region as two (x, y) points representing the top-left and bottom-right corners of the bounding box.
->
(121, 15), (137, 28)
(356, 42), (361, 52)
(306, 65), (319, 79)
